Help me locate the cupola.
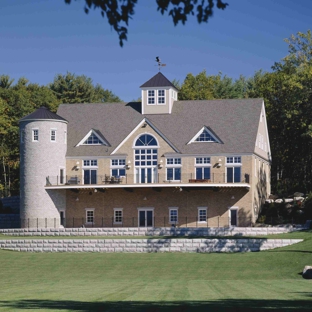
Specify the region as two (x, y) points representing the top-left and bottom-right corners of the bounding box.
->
(140, 72), (178, 114)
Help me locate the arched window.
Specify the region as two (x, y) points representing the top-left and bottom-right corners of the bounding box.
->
(135, 134), (158, 146)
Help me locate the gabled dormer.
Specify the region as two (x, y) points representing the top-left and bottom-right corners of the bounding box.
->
(140, 72), (178, 114)
(76, 129), (110, 147)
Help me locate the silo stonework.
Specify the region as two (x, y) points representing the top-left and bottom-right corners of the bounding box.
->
(19, 108), (67, 228)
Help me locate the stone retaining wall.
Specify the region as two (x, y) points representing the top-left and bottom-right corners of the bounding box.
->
(0, 226), (303, 237)
(0, 238), (303, 253)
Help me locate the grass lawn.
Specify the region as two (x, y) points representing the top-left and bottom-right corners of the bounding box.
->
(0, 230), (311, 311)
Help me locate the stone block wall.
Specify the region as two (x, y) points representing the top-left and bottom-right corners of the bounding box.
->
(0, 226), (302, 237)
(0, 238), (303, 253)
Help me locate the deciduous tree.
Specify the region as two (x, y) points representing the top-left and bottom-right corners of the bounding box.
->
(65, 0), (228, 46)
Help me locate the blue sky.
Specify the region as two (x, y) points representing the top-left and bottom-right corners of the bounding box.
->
(1, 0), (312, 101)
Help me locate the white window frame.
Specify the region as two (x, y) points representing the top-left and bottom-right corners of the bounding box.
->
(187, 126), (220, 144)
(166, 157), (182, 181)
(148, 90), (155, 105)
(158, 89), (165, 105)
(50, 129), (56, 142)
(76, 130), (108, 146)
(32, 128), (39, 142)
(114, 208), (123, 224)
(169, 207), (178, 224)
(111, 159), (126, 177)
(83, 160), (98, 167)
(85, 208), (95, 225)
(226, 156), (242, 183)
(195, 157), (211, 180)
(198, 207), (207, 223)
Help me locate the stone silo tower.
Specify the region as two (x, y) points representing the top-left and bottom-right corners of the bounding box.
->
(19, 107), (68, 228)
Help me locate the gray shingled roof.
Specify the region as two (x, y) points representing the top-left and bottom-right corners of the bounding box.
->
(19, 107), (67, 123)
(140, 72), (178, 90)
(57, 99), (264, 158)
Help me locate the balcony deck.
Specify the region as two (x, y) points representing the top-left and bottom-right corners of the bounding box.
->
(45, 173), (250, 190)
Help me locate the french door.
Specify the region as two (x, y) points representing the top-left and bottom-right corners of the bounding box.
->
(84, 169), (97, 184)
(138, 209), (154, 227)
(136, 167), (157, 183)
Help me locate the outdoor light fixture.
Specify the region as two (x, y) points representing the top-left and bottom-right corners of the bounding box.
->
(94, 189), (98, 193)
(143, 197), (147, 201)
(76, 197), (79, 201)
(158, 159), (163, 169)
(126, 160), (131, 169)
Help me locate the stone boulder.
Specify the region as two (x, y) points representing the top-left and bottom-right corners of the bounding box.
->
(302, 266), (312, 279)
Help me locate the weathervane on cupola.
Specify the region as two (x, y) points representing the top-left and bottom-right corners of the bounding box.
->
(156, 56), (166, 71)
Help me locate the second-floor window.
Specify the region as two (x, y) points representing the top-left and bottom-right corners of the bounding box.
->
(50, 129), (56, 142)
(195, 157), (211, 180)
(166, 158), (181, 181)
(83, 160), (97, 167)
(226, 156), (241, 183)
(111, 159), (126, 177)
(32, 129), (39, 142)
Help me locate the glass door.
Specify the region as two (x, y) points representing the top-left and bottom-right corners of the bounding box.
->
(138, 210), (154, 227)
(230, 209), (237, 226)
(136, 167), (157, 183)
(84, 169), (97, 184)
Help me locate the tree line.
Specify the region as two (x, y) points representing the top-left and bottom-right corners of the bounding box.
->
(0, 73), (121, 197)
(1, 30), (312, 198)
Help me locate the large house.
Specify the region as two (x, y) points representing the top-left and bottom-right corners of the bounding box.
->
(19, 72), (271, 228)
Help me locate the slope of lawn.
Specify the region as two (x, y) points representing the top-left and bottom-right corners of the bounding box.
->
(0, 230), (311, 311)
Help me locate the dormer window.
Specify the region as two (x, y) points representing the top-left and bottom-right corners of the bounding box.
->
(84, 133), (101, 145)
(158, 90), (165, 104)
(76, 129), (109, 146)
(148, 90), (155, 104)
(187, 126), (221, 144)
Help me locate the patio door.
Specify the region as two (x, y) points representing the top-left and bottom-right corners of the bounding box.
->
(136, 167), (157, 183)
(84, 169), (97, 184)
(138, 209), (154, 227)
(230, 209), (238, 226)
